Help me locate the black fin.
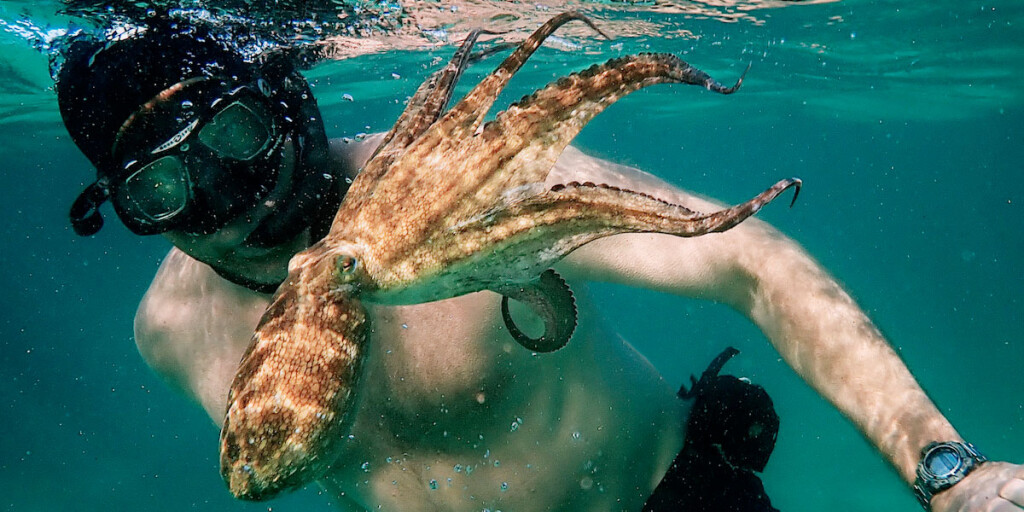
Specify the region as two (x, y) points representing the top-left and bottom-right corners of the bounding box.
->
(498, 269), (577, 353)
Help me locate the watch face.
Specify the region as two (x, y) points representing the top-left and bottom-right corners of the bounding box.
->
(925, 445), (964, 478)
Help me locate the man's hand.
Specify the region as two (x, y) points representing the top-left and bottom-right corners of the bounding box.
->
(932, 462), (1024, 512)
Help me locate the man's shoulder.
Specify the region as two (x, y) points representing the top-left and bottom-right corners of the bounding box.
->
(148, 247), (220, 294)
(133, 248), (271, 417)
(328, 133), (386, 177)
(136, 248), (269, 334)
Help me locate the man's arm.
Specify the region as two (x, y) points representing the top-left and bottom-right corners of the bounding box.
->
(551, 147), (1023, 510)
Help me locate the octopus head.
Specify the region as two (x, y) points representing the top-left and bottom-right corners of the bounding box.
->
(220, 239), (371, 500)
(319, 240), (372, 297)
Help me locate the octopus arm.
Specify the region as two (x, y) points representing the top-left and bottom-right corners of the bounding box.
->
(496, 268), (578, 353)
(437, 11), (608, 138)
(372, 28), (494, 159)
(443, 178), (801, 276)
(340, 28), (492, 220)
(476, 53), (748, 195)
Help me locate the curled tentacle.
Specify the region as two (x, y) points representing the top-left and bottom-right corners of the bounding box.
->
(497, 269), (577, 353)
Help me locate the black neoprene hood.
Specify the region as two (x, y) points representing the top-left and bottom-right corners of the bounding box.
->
(57, 23), (255, 178)
(57, 20), (339, 243)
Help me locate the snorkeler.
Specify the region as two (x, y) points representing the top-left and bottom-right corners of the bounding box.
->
(56, 18), (1024, 512)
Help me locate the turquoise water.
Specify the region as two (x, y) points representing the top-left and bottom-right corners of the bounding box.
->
(1, 1), (1022, 510)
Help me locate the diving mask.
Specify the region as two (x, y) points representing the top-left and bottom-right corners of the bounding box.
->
(72, 75), (290, 236)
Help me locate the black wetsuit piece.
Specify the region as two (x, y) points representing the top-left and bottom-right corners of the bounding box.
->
(643, 347), (781, 512)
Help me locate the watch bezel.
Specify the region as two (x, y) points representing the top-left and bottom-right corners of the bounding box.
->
(913, 441), (986, 510)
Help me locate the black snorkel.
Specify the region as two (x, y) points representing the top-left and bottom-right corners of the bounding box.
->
(69, 177), (111, 236)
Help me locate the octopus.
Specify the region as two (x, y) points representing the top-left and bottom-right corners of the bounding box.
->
(218, 12), (801, 500)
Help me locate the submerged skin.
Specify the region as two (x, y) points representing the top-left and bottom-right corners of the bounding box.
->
(219, 14), (799, 498)
(141, 145), (692, 510)
(140, 142), (1024, 512)
(130, 20), (1024, 512)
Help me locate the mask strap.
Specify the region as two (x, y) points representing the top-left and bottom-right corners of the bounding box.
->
(69, 179), (111, 236)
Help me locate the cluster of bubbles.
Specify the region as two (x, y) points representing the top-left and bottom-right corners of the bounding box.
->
(2, 0), (822, 85)
(2, 0), (409, 82)
(59, 0), (407, 42)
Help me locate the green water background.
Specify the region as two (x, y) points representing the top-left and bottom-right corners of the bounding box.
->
(1, 1), (1022, 510)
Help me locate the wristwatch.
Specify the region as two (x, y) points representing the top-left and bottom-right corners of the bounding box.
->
(913, 440), (987, 510)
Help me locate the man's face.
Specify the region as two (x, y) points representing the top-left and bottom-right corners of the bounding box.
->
(162, 140), (309, 284)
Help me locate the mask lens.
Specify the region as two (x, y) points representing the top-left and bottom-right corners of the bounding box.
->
(121, 156), (189, 221)
(198, 101), (272, 161)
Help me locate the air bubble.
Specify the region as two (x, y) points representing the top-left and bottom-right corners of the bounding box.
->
(580, 476), (594, 490)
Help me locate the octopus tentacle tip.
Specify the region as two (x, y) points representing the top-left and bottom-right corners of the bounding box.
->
(498, 269), (577, 353)
(719, 62), (751, 95)
(788, 178), (803, 207)
(555, 10), (613, 41)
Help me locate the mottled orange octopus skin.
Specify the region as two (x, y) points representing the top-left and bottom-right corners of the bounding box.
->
(220, 11), (799, 500)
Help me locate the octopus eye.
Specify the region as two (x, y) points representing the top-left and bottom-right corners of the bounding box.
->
(335, 255), (359, 281)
